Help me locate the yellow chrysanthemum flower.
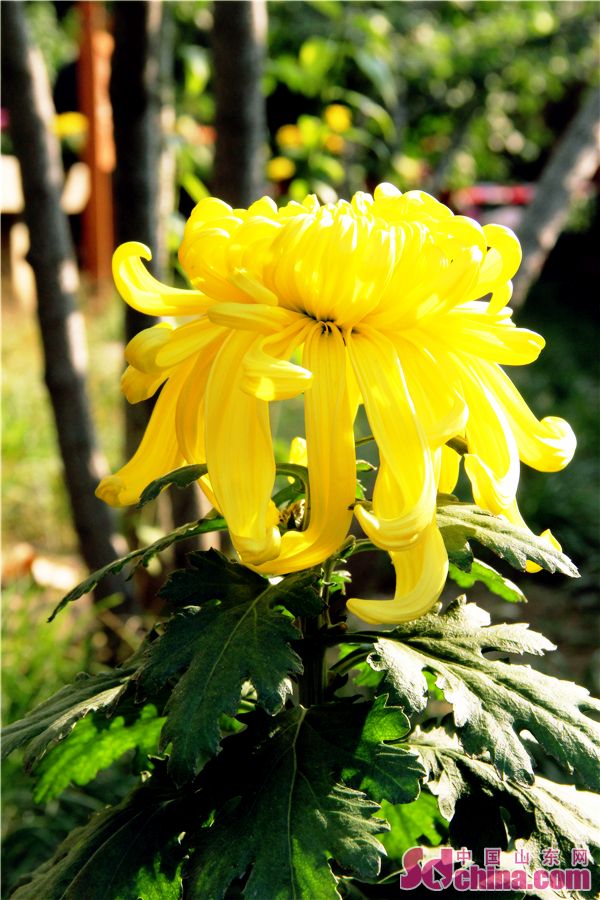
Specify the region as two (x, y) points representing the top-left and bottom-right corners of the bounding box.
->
(97, 184), (575, 624)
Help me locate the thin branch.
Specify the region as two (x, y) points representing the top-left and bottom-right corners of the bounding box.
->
(512, 89), (600, 309)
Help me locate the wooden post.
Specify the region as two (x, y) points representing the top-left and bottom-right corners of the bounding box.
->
(77, 1), (115, 281)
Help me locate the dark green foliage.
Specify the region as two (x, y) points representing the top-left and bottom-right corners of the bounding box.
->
(437, 501), (579, 576)
(150, 570), (320, 784)
(158, 547), (267, 608)
(414, 728), (600, 897)
(131, 552), (320, 783)
(3, 510), (598, 899)
(49, 518), (228, 618)
(33, 705), (165, 803)
(137, 464), (208, 507)
(368, 598), (600, 788)
(1, 669), (133, 768)
(187, 700), (423, 899)
(139, 463), (310, 510)
(10, 765), (185, 900)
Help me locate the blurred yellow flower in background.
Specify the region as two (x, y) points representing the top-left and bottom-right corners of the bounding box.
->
(324, 134), (345, 155)
(324, 103), (352, 133)
(52, 111), (88, 139)
(276, 124), (303, 149)
(97, 184), (575, 623)
(392, 154), (427, 188)
(266, 156), (296, 182)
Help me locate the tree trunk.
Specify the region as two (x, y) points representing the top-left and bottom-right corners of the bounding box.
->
(110, 0), (202, 562)
(1, 1), (129, 601)
(212, 0), (268, 206)
(511, 90), (600, 309)
(110, 0), (163, 460)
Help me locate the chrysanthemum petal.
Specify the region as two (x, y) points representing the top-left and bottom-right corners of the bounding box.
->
(96, 363), (192, 507)
(174, 334), (225, 463)
(155, 318), (227, 369)
(226, 218), (281, 281)
(477, 224), (522, 308)
(487, 280), (513, 315)
(472, 360), (576, 471)
(347, 522), (448, 624)
(207, 302), (300, 333)
(450, 355), (521, 513)
(414, 245), (483, 321)
(393, 337), (467, 448)
(289, 437), (308, 467)
(241, 324), (313, 401)
(112, 242), (213, 316)
(437, 444), (461, 494)
(120, 366), (167, 404)
(205, 331), (280, 566)
(256, 324), (356, 574)
(427, 303), (545, 365)
(348, 328), (436, 550)
(229, 269), (279, 306)
(125, 323), (174, 374)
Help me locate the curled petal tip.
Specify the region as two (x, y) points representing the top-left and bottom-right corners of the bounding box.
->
(234, 527), (282, 567)
(95, 476), (131, 508)
(347, 524), (448, 625)
(113, 240), (152, 271)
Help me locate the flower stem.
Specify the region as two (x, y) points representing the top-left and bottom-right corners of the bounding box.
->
(298, 555), (336, 707)
(298, 612), (326, 707)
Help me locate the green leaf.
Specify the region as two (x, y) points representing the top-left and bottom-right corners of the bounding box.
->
(33, 705), (165, 803)
(369, 598), (600, 788)
(339, 695), (424, 804)
(414, 728), (600, 894)
(137, 464), (208, 508)
(1, 669), (133, 768)
(186, 700), (424, 899)
(11, 769), (184, 900)
(158, 548), (267, 608)
(356, 459), (376, 473)
(139, 463), (311, 511)
(437, 501), (579, 577)
(50, 518), (228, 619)
(379, 791), (447, 862)
(330, 88), (396, 140)
(448, 559), (526, 603)
(354, 48), (398, 109)
(136, 561), (321, 784)
(299, 36), (337, 91)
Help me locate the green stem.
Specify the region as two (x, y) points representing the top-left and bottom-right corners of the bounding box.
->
(323, 631), (380, 646)
(298, 613), (326, 707)
(446, 436), (468, 455)
(298, 555), (337, 707)
(328, 646), (371, 677)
